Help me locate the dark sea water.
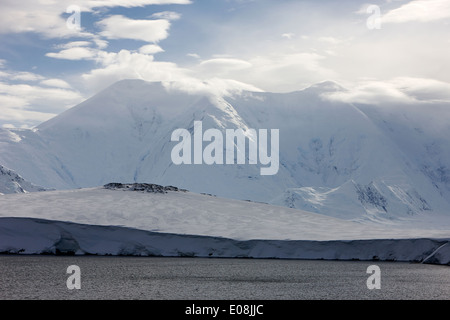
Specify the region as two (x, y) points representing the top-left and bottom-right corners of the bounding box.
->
(0, 255), (449, 300)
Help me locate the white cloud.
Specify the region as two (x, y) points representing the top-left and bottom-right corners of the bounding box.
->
(79, 49), (262, 98)
(81, 50), (187, 92)
(383, 0), (450, 24)
(0, 68), (45, 82)
(0, 94), (28, 110)
(55, 41), (92, 49)
(97, 15), (170, 42)
(251, 53), (337, 92)
(187, 53), (201, 59)
(0, 85), (76, 127)
(389, 77), (450, 101)
(40, 79), (73, 89)
(0, 1), (78, 38)
(84, 0), (191, 6)
(0, 107), (56, 126)
(324, 81), (415, 105)
(281, 33), (295, 39)
(318, 37), (343, 45)
(150, 11), (181, 20)
(2, 0), (449, 129)
(198, 58), (253, 75)
(323, 77), (450, 105)
(191, 53), (336, 93)
(165, 77), (263, 98)
(0, 82), (83, 110)
(0, 0), (190, 38)
(46, 47), (98, 60)
(93, 38), (109, 49)
(0, 67), (84, 127)
(8, 72), (45, 82)
(139, 44), (165, 55)
(0, 105), (56, 125)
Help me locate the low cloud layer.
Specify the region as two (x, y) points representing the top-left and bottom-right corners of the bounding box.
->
(0, 0), (449, 128)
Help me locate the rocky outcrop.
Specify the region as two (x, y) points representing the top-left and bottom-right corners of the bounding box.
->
(104, 183), (187, 194)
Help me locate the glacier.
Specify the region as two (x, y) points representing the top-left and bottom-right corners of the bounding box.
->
(0, 186), (449, 264)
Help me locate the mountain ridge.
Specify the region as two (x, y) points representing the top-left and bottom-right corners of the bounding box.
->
(0, 164), (48, 195)
(0, 79), (449, 222)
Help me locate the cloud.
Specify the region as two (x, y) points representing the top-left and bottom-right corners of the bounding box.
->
(0, 1), (78, 38)
(187, 53), (201, 59)
(40, 79), (73, 89)
(81, 50), (187, 92)
(0, 82), (82, 127)
(324, 81), (415, 105)
(323, 77), (450, 105)
(4, 72), (45, 82)
(0, 67), (84, 127)
(318, 37), (343, 45)
(46, 47), (98, 60)
(252, 53), (337, 92)
(0, 0), (190, 38)
(389, 77), (450, 102)
(150, 11), (181, 20)
(382, 0), (450, 24)
(0, 106), (57, 126)
(97, 15), (170, 42)
(0, 82), (83, 111)
(0, 63), (46, 82)
(281, 33), (295, 39)
(84, 0), (191, 5)
(198, 58), (253, 75)
(79, 49), (262, 98)
(165, 77), (263, 98)
(191, 53), (336, 93)
(2, 0), (449, 130)
(55, 41), (92, 49)
(139, 44), (165, 55)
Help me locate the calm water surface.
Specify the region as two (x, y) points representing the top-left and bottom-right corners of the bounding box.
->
(0, 255), (449, 300)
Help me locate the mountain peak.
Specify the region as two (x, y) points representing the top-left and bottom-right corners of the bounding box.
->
(303, 80), (346, 93)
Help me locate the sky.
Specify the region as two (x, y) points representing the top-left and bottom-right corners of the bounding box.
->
(0, 0), (449, 128)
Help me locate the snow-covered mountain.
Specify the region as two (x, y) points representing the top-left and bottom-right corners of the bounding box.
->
(0, 164), (47, 195)
(0, 79), (449, 222)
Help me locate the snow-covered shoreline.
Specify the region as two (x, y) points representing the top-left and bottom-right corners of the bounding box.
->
(1, 217), (449, 265)
(1, 187), (449, 265)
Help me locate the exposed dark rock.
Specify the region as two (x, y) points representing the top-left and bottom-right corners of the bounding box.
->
(355, 182), (388, 212)
(104, 183), (187, 193)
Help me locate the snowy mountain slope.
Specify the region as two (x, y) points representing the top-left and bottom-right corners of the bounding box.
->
(229, 86), (450, 219)
(0, 79), (449, 222)
(0, 164), (48, 195)
(352, 102), (450, 203)
(0, 80), (293, 201)
(0, 186), (449, 241)
(270, 180), (435, 223)
(0, 128), (69, 191)
(0, 187), (449, 264)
